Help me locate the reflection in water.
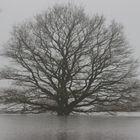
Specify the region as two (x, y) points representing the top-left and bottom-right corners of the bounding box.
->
(0, 114), (139, 140)
(0, 131), (132, 140)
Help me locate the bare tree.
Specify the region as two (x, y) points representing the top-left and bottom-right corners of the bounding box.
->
(0, 4), (139, 115)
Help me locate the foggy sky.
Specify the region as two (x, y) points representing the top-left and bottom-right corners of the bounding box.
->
(0, 0), (140, 67)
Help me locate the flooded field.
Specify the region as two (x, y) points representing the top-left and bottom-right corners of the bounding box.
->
(0, 114), (140, 140)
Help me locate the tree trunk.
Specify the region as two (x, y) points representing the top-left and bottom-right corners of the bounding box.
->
(57, 111), (70, 116)
(57, 106), (71, 116)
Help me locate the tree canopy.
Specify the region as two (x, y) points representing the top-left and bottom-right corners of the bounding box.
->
(0, 4), (139, 115)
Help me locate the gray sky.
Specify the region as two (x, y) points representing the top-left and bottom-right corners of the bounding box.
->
(0, 0), (140, 66)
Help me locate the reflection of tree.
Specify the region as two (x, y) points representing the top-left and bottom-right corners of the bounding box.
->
(56, 132), (68, 140)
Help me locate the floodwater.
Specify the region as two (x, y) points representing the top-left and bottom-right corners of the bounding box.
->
(0, 114), (140, 140)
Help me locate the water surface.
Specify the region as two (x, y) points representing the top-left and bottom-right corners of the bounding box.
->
(0, 114), (140, 140)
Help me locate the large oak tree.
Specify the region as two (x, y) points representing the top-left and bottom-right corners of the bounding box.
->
(0, 4), (139, 115)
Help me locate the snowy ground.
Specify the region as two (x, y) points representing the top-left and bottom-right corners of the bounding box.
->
(1, 103), (140, 117)
(89, 112), (140, 117)
(116, 112), (140, 117)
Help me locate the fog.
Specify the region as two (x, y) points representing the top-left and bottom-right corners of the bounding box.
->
(0, 0), (140, 84)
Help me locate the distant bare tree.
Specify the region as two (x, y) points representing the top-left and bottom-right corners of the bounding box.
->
(0, 4), (139, 115)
